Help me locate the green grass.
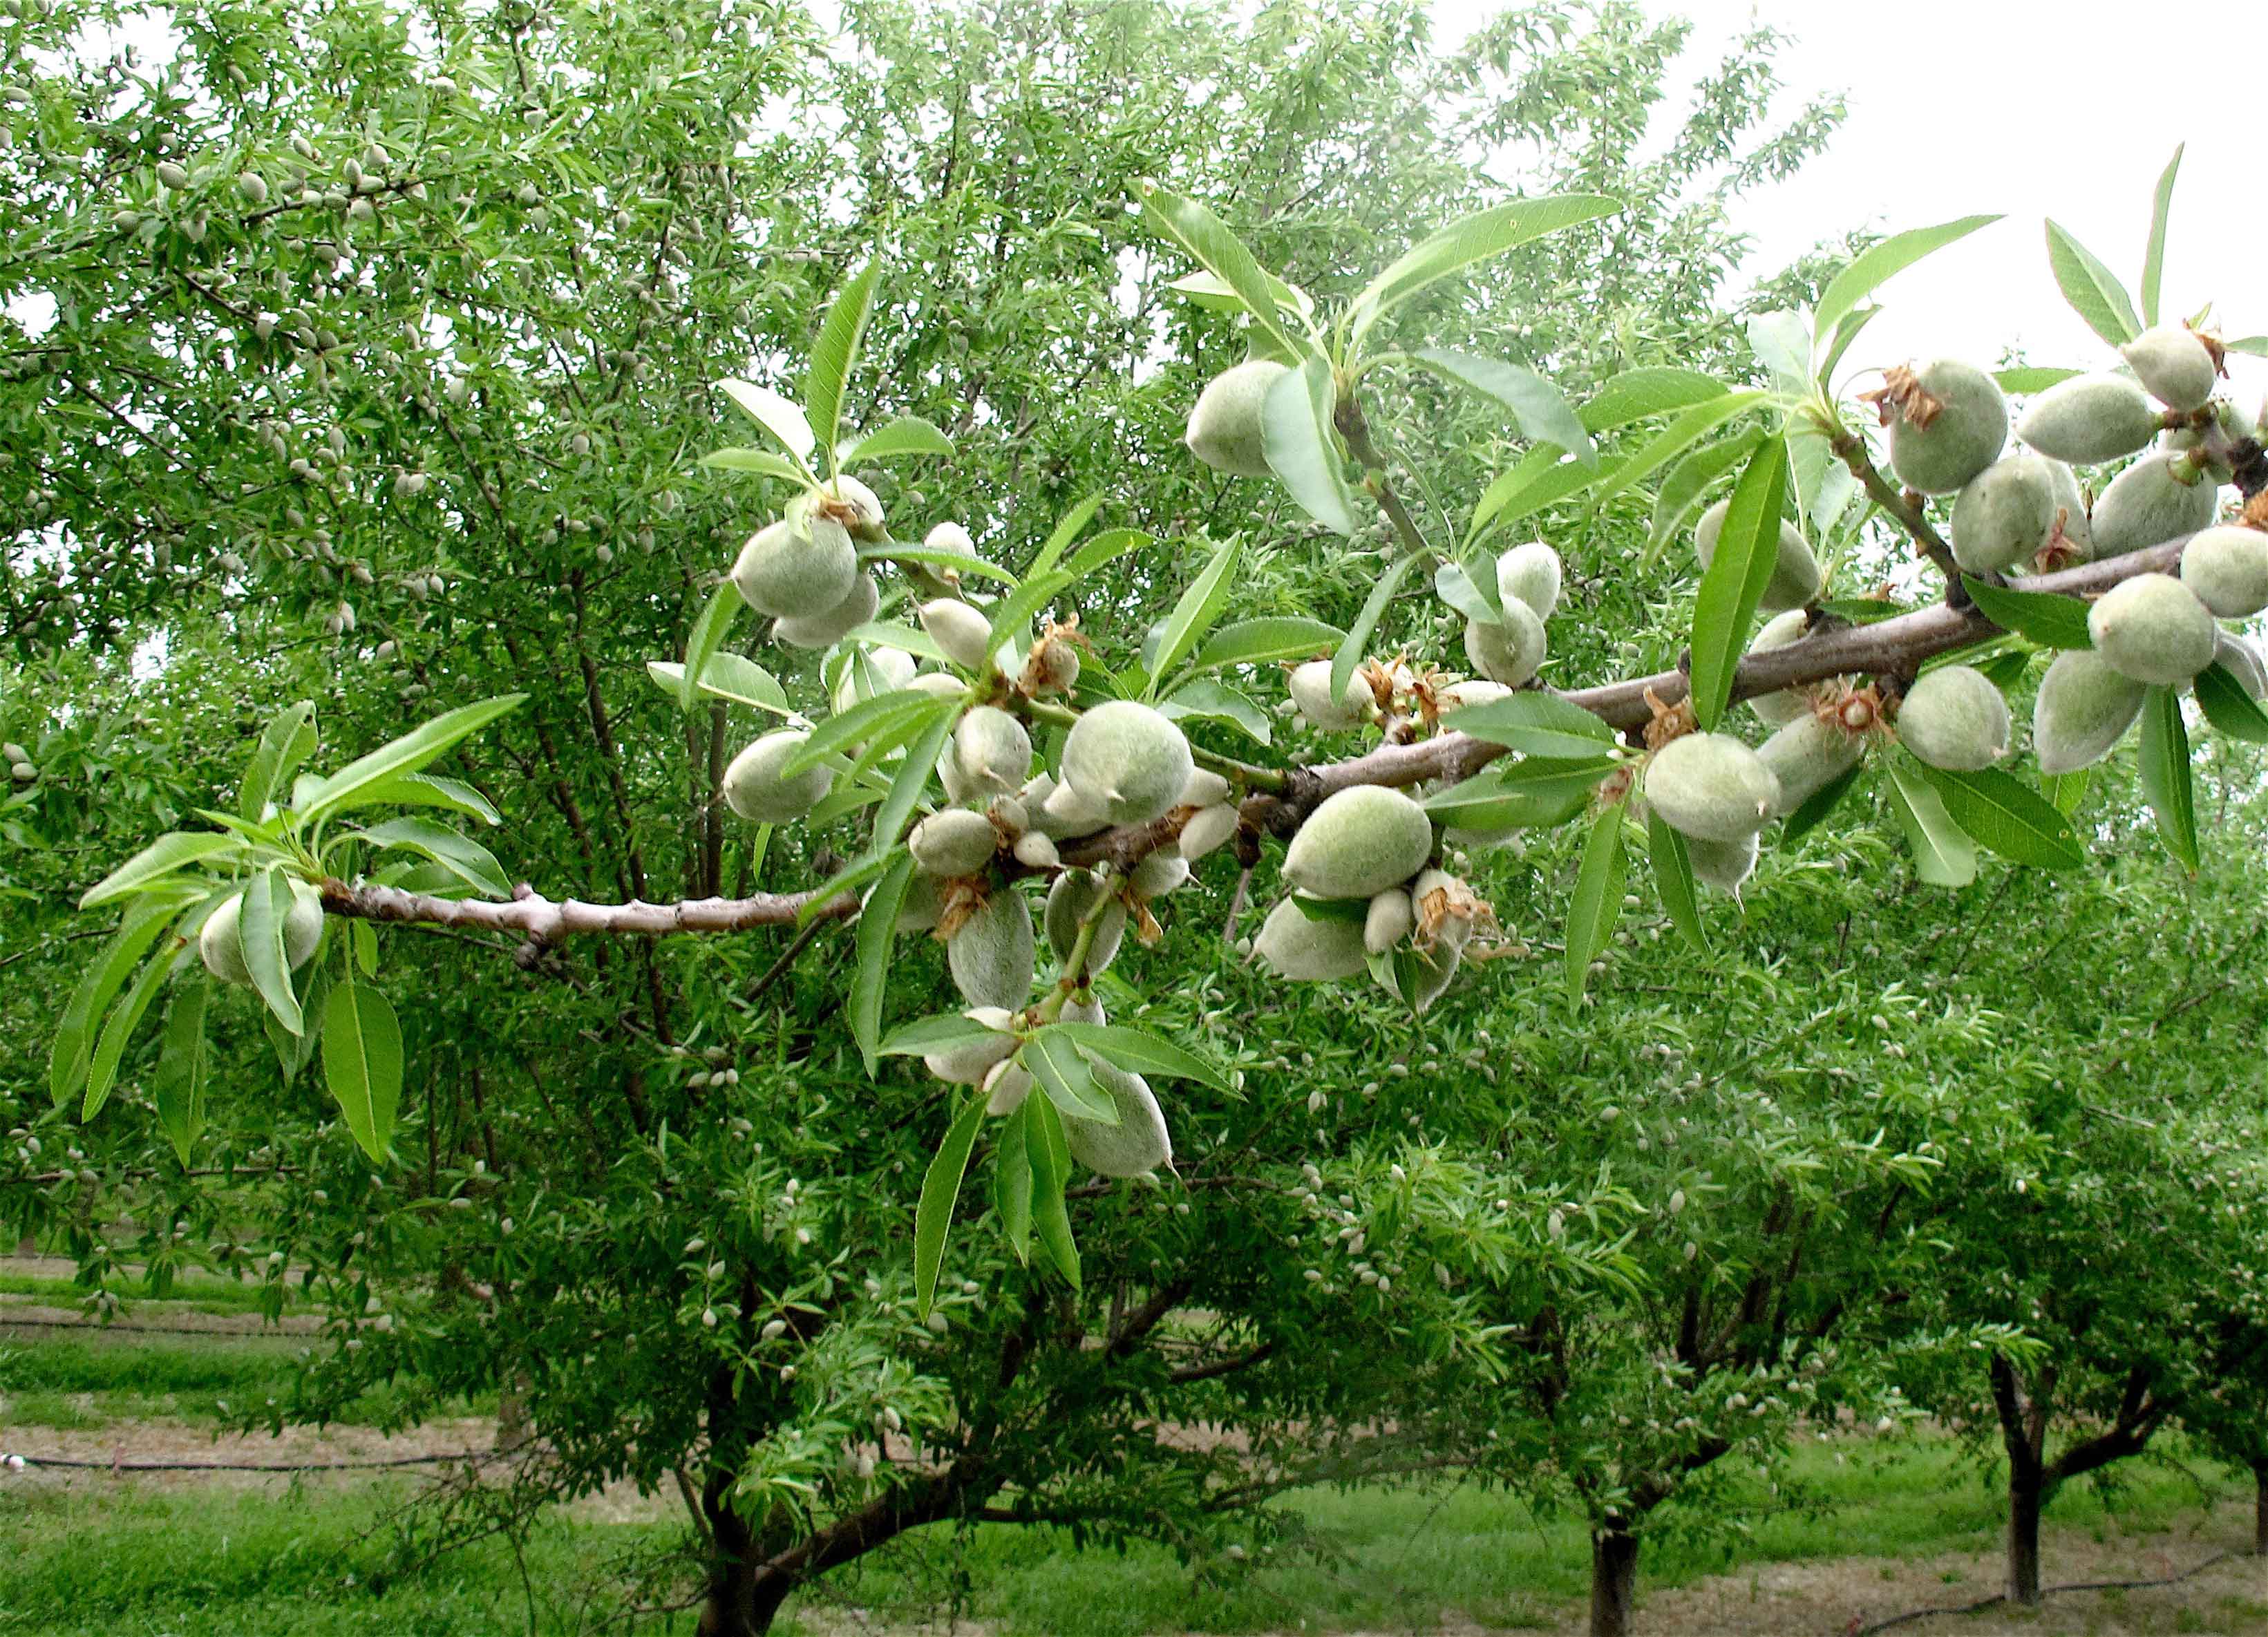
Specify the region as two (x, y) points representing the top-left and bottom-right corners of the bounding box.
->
(0, 1331), (493, 1429)
(0, 1432), (2249, 1636)
(0, 1267), (303, 1316)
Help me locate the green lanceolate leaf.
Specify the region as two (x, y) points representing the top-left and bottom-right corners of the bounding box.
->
(1024, 493), (1108, 578)
(852, 851), (916, 1077)
(865, 543), (1016, 587)
(2041, 766), (2092, 818)
(797, 846), (906, 929)
(2044, 219), (2141, 348)
(1435, 556), (1503, 624)
(1048, 1022), (1233, 1092)
(238, 701), (317, 822)
(1688, 437), (1790, 730)
(1289, 893), (1371, 925)
(1143, 538), (1242, 699)
(299, 695), (527, 824)
(79, 832), (239, 909)
(1027, 1095), (1081, 1291)
(1160, 680), (1272, 746)
(878, 1011), (1001, 1057)
(321, 975), (403, 1164)
(780, 688), (936, 777)
(1023, 1029), (1117, 1124)
(1813, 214), (2002, 344)
(1649, 428), (1765, 558)
(240, 864), (305, 1037)
(2137, 685), (2199, 872)
(1916, 764), (2084, 869)
(699, 446), (807, 482)
(2193, 661), (2268, 744)
(1263, 356), (1359, 534)
(152, 977), (211, 1164)
(1582, 367), (1728, 433)
(1887, 755), (1978, 888)
(985, 569), (1076, 651)
(2141, 144), (2183, 327)
(1330, 551), (1420, 704)
(1970, 649), (2033, 692)
(355, 773), (503, 826)
(993, 1099), (1034, 1264)
(914, 1090), (987, 1317)
(1351, 193), (1619, 341)
(715, 379), (817, 465)
(1442, 693), (1614, 759)
(1189, 617), (1344, 672)
(1782, 760), (1864, 842)
(804, 258), (882, 469)
(1645, 810), (1705, 955)
(355, 817), (511, 900)
(1587, 391), (1770, 513)
(1424, 757), (1616, 831)
(1135, 181), (1302, 361)
(51, 896), (182, 1104)
(1994, 366), (2083, 395)
(653, 651), (793, 717)
(869, 706), (954, 862)
(83, 940), (178, 1121)
(1410, 348), (1594, 464)
(678, 579), (743, 711)
(1468, 448), (1603, 542)
(840, 414), (953, 464)
(1564, 801), (1628, 1004)
(1960, 576), (2092, 650)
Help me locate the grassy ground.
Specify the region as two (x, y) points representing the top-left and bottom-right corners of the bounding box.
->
(0, 1266), (301, 1316)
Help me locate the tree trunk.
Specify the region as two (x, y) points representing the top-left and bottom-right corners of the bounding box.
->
(697, 1487), (797, 1636)
(2254, 1462), (2267, 1558)
(2006, 1461), (2044, 1607)
(493, 1376), (531, 1453)
(1589, 1519), (1641, 1637)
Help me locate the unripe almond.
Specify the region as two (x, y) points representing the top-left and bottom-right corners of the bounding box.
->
(2215, 633), (2267, 699)
(1363, 888), (1415, 954)
(1289, 659), (1370, 730)
(923, 1010), (1017, 1086)
(1044, 868), (1126, 976)
(199, 882), (323, 986)
(732, 517), (856, 619)
(1438, 679), (1514, 714)
(238, 171), (267, 204)
(822, 473), (887, 541)
(2089, 451), (2218, 558)
(890, 871), (945, 932)
(1758, 713), (1864, 816)
(947, 889), (1035, 1009)
(1950, 455), (2061, 574)
(157, 160), (189, 190)
(1745, 609), (1815, 726)
(1643, 732), (1778, 842)
(1685, 831), (1759, 894)
(910, 808), (999, 878)
(1061, 701), (1193, 826)
(919, 599), (995, 672)
(954, 706), (1032, 796)
(1495, 540), (1562, 619)
(925, 521), (975, 554)
(1463, 603), (1545, 687)
(1887, 359), (2007, 495)
(1181, 768), (1230, 807)
(1036, 776), (1110, 839)
(908, 671), (967, 703)
(2120, 324), (2216, 412)
(983, 1058), (1034, 1117)
(722, 730), (832, 823)
(1012, 831), (1059, 869)
(1896, 665), (2010, 770)
(1283, 786), (1434, 900)
(774, 572), (879, 649)
(2016, 373), (2162, 465)
(2086, 571), (2216, 684)
(2178, 525), (2268, 618)
(1060, 1063), (1171, 1178)
(2033, 649), (2146, 773)
(1179, 802), (1239, 862)
(1131, 851), (1190, 898)
(1185, 359), (1289, 478)
(831, 647), (916, 714)
(1254, 896), (1368, 981)
(1695, 500), (1823, 612)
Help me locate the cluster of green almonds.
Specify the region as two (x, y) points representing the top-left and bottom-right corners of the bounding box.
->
(727, 475), (891, 645)
(197, 876), (325, 987)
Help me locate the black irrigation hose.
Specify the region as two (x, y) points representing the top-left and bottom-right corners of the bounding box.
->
(0, 1314), (310, 1338)
(3, 1446), (535, 1474)
(1847, 1549), (2247, 1635)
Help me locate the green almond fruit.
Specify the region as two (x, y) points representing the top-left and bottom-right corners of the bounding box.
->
(2086, 571), (2217, 685)
(1283, 786), (1435, 900)
(2178, 524), (2268, 618)
(1061, 701), (1193, 826)
(722, 730), (832, 824)
(1694, 499), (1823, 612)
(773, 573), (878, 650)
(1363, 887), (1415, 954)
(730, 516), (856, 619)
(909, 808), (999, 878)
(1887, 359), (2007, 495)
(1685, 831), (1759, 895)
(2033, 648), (2147, 773)
(1061, 1063), (1173, 1179)
(199, 881), (323, 987)
(1495, 540), (1562, 620)
(1129, 851), (1189, 897)
(923, 1008), (1018, 1086)
(1950, 455), (2060, 574)
(1896, 665), (2010, 770)
(2119, 324), (2217, 413)
(1045, 868), (1127, 976)
(1758, 713), (1865, 817)
(947, 889), (1035, 1010)
(918, 598), (996, 672)
(2015, 372), (2161, 466)
(1185, 358), (1289, 478)
(830, 647), (916, 715)
(1745, 608), (1816, 727)
(2089, 451), (2218, 558)
(2215, 633), (2267, 699)
(1254, 896), (1368, 981)
(955, 705), (1034, 796)
(1643, 732), (1779, 843)
(1462, 601), (1547, 686)
(1289, 658), (1371, 730)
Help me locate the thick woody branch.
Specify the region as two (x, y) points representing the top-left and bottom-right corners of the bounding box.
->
(316, 531), (2209, 945)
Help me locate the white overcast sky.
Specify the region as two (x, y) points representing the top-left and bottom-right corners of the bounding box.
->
(1431, 0), (2268, 397)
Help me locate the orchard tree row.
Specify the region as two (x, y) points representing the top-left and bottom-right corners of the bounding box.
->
(4, 4), (2265, 1635)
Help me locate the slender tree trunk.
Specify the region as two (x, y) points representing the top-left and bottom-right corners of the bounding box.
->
(2006, 1461), (2044, 1607)
(2254, 1461), (2267, 1558)
(1589, 1518), (1641, 1637)
(699, 1483), (773, 1636)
